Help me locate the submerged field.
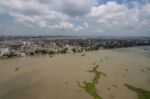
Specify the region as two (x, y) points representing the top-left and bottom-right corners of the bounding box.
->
(0, 46), (150, 99)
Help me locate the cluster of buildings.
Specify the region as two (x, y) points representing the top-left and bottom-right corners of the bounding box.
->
(0, 36), (150, 59)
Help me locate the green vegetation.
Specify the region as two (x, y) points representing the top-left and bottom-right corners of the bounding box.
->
(107, 87), (110, 90)
(125, 84), (150, 99)
(65, 82), (69, 84)
(100, 59), (103, 63)
(15, 67), (20, 72)
(77, 65), (106, 99)
(112, 84), (118, 88)
(110, 94), (115, 98)
(93, 62), (96, 65)
(148, 79), (150, 84)
(146, 67), (150, 71)
(140, 69), (145, 72)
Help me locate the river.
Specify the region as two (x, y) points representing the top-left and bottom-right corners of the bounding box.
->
(0, 46), (150, 99)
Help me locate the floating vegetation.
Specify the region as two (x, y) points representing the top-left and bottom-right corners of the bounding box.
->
(100, 59), (103, 63)
(15, 67), (20, 72)
(115, 72), (119, 75)
(112, 84), (118, 88)
(107, 87), (111, 90)
(148, 79), (150, 83)
(125, 84), (150, 99)
(134, 68), (139, 70)
(93, 62), (96, 65)
(49, 54), (54, 57)
(81, 53), (85, 56)
(139, 65), (142, 67)
(110, 94), (115, 98)
(77, 89), (82, 93)
(105, 57), (108, 60)
(140, 69), (145, 72)
(146, 67), (150, 71)
(65, 82), (69, 84)
(125, 69), (129, 72)
(123, 74), (126, 77)
(148, 79), (150, 84)
(77, 65), (106, 99)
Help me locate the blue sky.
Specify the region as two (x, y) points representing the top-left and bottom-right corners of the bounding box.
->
(0, 0), (150, 36)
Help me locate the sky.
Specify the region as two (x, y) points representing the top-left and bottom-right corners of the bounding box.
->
(0, 0), (150, 36)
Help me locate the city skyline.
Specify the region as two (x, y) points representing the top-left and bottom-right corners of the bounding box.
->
(0, 0), (150, 36)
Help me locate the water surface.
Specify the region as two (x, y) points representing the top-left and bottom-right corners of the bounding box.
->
(0, 46), (150, 99)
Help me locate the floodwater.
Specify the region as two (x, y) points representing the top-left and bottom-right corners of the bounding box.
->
(0, 46), (150, 99)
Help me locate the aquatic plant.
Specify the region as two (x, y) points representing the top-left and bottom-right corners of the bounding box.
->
(125, 84), (150, 99)
(107, 87), (110, 90)
(77, 65), (106, 99)
(15, 67), (20, 72)
(146, 67), (150, 71)
(112, 84), (118, 88)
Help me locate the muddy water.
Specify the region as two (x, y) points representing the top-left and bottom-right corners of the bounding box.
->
(0, 46), (150, 99)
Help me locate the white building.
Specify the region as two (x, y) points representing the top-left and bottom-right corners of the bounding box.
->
(0, 48), (10, 56)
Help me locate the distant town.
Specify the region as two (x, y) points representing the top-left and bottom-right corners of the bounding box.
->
(0, 36), (150, 59)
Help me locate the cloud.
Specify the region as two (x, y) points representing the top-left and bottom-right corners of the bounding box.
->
(37, 0), (97, 17)
(49, 22), (84, 32)
(0, 0), (150, 36)
(0, 0), (71, 28)
(0, 0), (97, 17)
(84, 22), (89, 28)
(58, 0), (97, 17)
(86, 1), (150, 36)
(9, 12), (47, 27)
(89, 2), (127, 17)
(0, 0), (94, 28)
(50, 22), (74, 29)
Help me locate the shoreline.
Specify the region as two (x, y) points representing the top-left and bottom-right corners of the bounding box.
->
(0, 45), (150, 60)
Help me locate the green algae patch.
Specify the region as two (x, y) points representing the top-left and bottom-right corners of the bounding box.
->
(112, 84), (118, 88)
(77, 65), (106, 99)
(146, 67), (150, 71)
(148, 79), (150, 84)
(107, 87), (111, 90)
(125, 84), (150, 99)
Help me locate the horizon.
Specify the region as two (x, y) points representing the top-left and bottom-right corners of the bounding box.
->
(0, 34), (150, 37)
